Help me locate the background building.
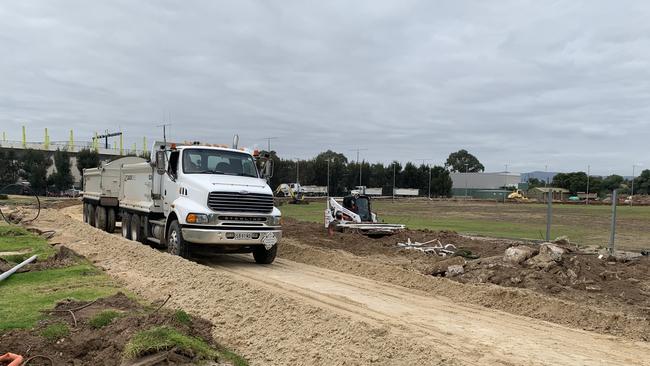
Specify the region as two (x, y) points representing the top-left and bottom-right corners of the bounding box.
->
(450, 172), (521, 198)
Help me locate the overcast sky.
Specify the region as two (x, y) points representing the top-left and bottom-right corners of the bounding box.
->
(1, 1), (649, 175)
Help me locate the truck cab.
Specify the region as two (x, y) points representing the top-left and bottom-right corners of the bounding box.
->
(118, 141), (281, 263)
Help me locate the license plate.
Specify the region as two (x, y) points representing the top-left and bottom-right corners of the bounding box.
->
(234, 232), (254, 240)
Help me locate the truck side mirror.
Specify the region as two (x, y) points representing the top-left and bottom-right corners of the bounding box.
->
(155, 151), (166, 174)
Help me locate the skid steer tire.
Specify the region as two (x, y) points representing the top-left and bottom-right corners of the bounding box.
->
(95, 206), (107, 231)
(253, 244), (277, 264)
(167, 220), (189, 258)
(122, 211), (132, 239)
(106, 208), (116, 233)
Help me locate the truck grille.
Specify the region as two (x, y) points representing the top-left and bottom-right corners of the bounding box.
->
(207, 191), (274, 213)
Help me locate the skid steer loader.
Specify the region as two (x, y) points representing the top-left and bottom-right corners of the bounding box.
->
(325, 195), (405, 237)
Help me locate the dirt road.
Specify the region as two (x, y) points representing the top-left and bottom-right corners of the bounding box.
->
(30, 206), (649, 365)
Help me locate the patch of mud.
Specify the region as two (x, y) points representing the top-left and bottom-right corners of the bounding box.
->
(0, 293), (222, 366)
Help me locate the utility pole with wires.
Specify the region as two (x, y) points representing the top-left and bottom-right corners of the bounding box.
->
(350, 148), (368, 187)
(156, 123), (172, 143)
(262, 136), (278, 152)
(586, 165), (590, 205)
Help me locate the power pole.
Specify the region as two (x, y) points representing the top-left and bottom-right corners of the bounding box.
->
(262, 137), (278, 152)
(156, 123), (172, 143)
(586, 165), (590, 205)
(350, 148), (368, 187)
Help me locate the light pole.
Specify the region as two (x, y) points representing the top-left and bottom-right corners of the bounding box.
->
(504, 164), (508, 203)
(326, 158), (331, 198)
(545, 164), (548, 187)
(262, 136), (278, 152)
(295, 159), (300, 184)
(586, 165), (590, 205)
(392, 162), (397, 202)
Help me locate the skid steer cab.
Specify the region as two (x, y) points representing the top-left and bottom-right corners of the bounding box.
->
(324, 195), (405, 238)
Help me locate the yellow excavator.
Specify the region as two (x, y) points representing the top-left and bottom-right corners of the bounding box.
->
(274, 183), (308, 204)
(507, 189), (529, 202)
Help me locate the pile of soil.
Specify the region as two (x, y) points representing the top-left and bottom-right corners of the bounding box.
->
(282, 218), (650, 319)
(0, 293), (222, 366)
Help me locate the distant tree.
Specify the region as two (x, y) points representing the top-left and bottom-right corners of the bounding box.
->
(445, 149), (484, 172)
(76, 148), (100, 186)
(527, 177), (543, 189)
(0, 149), (20, 187)
(601, 174), (624, 193)
(49, 149), (74, 191)
(430, 166), (452, 197)
(402, 162), (419, 188)
(20, 149), (52, 195)
(552, 172), (588, 194)
(633, 169), (650, 195)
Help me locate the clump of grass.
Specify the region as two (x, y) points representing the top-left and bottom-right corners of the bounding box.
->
(88, 309), (123, 328)
(219, 348), (249, 366)
(173, 309), (191, 325)
(41, 322), (70, 341)
(123, 326), (218, 360)
(0, 225), (29, 237)
(0, 194), (8, 200)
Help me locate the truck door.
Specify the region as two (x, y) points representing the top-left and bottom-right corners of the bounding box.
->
(162, 150), (180, 216)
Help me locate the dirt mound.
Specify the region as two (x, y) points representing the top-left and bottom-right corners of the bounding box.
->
(283, 218), (514, 272)
(0, 293), (221, 366)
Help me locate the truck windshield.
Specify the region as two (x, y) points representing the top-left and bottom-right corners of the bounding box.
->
(182, 149), (259, 178)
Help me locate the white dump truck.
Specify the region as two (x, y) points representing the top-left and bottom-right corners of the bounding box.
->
(82, 139), (281, 263)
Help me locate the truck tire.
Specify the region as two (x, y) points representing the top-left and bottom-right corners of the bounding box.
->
(131, 214), (143, 242)
(88, 204), (96, 227)
(253, 245), (277, 264)
(122, 211), (132, 239)
(106, 208), (116, 233)
(83, 203), (89, 223)
(95, 206), (107, 231)
(167, 220), (189, 258)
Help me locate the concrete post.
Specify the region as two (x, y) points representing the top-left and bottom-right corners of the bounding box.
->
(609, 189), (617, 253)
(44, 128), (49, 150)
(22, 126), (26, 148)
(68, 130), (74, 151)
(119, 134), (124, 155)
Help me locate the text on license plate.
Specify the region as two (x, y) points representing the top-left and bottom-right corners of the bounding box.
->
(233, 232), (254, 240)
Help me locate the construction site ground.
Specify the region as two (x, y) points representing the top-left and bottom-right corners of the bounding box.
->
(9, 201), (650, 365)
(281, 199), (650, 251)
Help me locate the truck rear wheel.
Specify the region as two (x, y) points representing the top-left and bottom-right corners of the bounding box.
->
(106, 208), (116, 233)
(131, 214), (143, 243)
(167, 220), (189, 258)
(122, 211), (132, 239)
(88, 204), (96, 227)
(95, 206), (107, 231)
(83, 203), (89, 223)
(253, 245), (277, 264)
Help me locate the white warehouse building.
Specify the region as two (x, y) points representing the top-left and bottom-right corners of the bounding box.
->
(450, 172), (521, 197)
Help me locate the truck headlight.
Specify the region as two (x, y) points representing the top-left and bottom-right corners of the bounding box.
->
(272, 216), (281, 225)
(186, 213), (209, 224)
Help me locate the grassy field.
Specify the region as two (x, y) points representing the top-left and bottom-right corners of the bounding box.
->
(280, 199), (650, 251)
(0, 224), (121, 330)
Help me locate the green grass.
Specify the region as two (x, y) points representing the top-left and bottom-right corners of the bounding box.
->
(173, 309), (192, 325)
(89, 310), (123, 329)
(0, 223), (122, 330)
(41, 322), (70, 341)
(0, 224), (55, 261)
(281, 200), (650, 250)
(123, 326), (218, 360)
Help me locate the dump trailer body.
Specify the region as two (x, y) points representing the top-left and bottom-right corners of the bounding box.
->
(83, 156), (147, 206)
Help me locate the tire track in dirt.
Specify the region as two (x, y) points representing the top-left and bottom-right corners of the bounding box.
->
(204, 255), (649, 366)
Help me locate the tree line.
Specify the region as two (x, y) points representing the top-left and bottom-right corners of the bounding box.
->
(527, 171), (650, 196)
(265, 149), (485, 197)
(0, 148), (99, 195)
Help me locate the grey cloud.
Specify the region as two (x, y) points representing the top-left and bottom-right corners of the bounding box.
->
(1, 0), (649, 176)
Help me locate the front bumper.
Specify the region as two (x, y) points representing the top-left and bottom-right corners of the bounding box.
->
(181, 227), (282, 246)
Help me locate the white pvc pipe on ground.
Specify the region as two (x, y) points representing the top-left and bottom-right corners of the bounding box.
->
(0, 254), (37, 281)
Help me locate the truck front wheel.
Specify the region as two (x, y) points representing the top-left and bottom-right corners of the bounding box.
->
(167, 220), (189, 258)
(253, 245), (277, 264)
